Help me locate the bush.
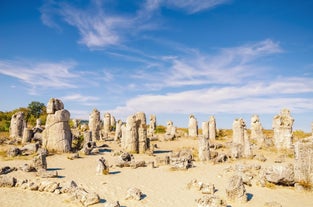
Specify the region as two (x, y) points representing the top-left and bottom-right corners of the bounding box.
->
(155, 125), (166, 134)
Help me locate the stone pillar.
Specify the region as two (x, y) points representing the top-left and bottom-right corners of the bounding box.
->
(272, 108), (294, 149)
(250, 114), (264, 146)
(89, 109), (101, 141)
(294, 139), (313, 184)
(188, 114), (198, 137)
(114, 120), (123, 142)
(122, 115), (138, 153)
(9, 111), (25, 139)
(199, 135), (210, 161)
(165, 121), (176, 141)
(103, 112), (111, 139)
(202, 121), (209, 140)
(226, 175), (247, 203)
(110, 115), (116, 130)
(232, 118), (245, 145)
(148, 114), (157, 137)
(209, 116), (216, 141)
(136, 112), (148, 154)
(42, 98), (72, 153)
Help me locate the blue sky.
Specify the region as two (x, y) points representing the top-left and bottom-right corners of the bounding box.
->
(1, 0), (313, 131)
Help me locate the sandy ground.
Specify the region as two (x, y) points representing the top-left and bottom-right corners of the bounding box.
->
(0, 137), (313, 207)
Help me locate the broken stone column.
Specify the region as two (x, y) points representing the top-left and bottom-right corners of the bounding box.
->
(136, 112), (148, 154)
(121, 115), (138, 153)
(114, 120), (123, 142)
(42, 98), (72, 153)
(250, 115), (265, 146)
(226, 175), (247, 203)
(188, 114), (198, 137)
(148, 114), (157, 137)
(199, 135), (210, 161)
(209, 116), (217, 141)
(22, 128), (33, 144)
(89, 109), (101, 141)
(111, 115), (116, 129)
(232, 118), (245, 145)
(294, 139), (313, 184)
(9, 111), (25, 139)
(243, 130), (253, 158)
(202, 122), (209, 140)
(272, 109), (294, 149)
(164, 120), (176, 141)
(103, 112), (111, 139)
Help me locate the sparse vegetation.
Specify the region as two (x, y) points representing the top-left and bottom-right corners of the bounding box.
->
(155, 125), (166, 134)
(293, 130), (311, 141)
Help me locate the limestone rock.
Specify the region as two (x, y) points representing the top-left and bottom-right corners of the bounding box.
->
(88, 109), (101, 141)
(294, 139), (313, 184)
(188, 114), (198, 137)
(9, 111), (25, 139)
(264, 164), (295, 186)
(196, 195), (227, 207)
(96, 157), (109, 175)
(225, 175), (247, 203)
(125, 187), (143, 201)
(42, 98), (72, 153)
(272, 109), (294, 149)
(209, 116), (217, 141)
(164, 120), (176, 141)
(199, 135), (210, 161)
(251, 115), (265, 146)
(0, 175), (17, 187)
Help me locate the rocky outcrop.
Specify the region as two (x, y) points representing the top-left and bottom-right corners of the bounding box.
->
(294, 139), (313, 184)
(42, 98), (72, 153)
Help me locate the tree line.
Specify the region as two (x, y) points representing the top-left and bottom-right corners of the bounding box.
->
(0, 101), (47, 132)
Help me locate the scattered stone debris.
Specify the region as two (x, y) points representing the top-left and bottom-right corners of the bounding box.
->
(195, 195), (227, 207)
(104, 201), (121, 207)
(125, 187), (143, 201)
(263, 201), (283, 207)
(170, 149), (193, 170)
(187, 179), (215, 194)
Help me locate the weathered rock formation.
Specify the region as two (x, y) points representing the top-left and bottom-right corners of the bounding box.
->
(9, 111), (25, 139)
(148, 114), (157, 137)
(125, 187), (143, 201)
(199, 130), (210, 161)
(294, 139), (313, 184)
(89, 109), (101, 141)
(231, 118), (252, 158)
(136, 112), (148, 154)
(121, 115), (138, 153)
(114, 120), (123, 142)
(272, 109), (294, 149)
(202, 122), (209, 140)
(164, 120), (176, 141)
(103, 112), (112, 139)
(96, 157), (109, 175)
(250, 115), (265, 146)
(225, 175), (247, 203)
(209, 116), (217, 141)
(170, 150), (193, 170)
(188, 114), (198, 137)
(196, 195), (227, 207)
(42, 98), (72, 153)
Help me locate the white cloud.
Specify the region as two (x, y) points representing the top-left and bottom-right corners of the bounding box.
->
(40, 0), (229, 49)
(133, 39), (282, 89)
(164, 0), (230, 14)
(109, 77), (313, 118)
(0, 60), (78, 92)
(61, 93), (100, 106)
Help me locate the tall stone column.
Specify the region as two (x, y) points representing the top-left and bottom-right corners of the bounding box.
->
(188, 114), (198, 137)
(272, 109), (294, 149)
(209, 116), (216, 141)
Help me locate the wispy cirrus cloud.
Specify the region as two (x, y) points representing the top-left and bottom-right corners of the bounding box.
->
(163, 0), (230, 14)
(0, 59), (78, 94)
(40, 0), (230, 49)
(131, 39), (282, 89)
